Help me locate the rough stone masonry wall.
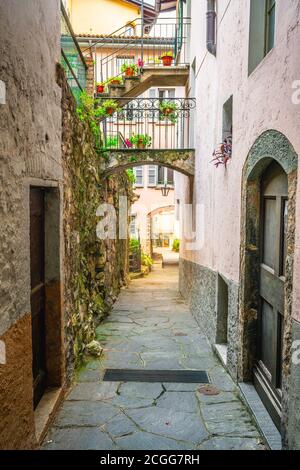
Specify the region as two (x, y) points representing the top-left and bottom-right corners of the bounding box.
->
(57, 65), (133, 381)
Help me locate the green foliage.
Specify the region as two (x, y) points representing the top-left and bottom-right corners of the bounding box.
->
(172, 239), (180, 252)
(126, 168), (136, 184)
(76, 91), (102, 153)
(130, 238), (140, 252)
(160, 50), (174, 58)
(141, 252), (153, 267)
(108, 76), (123, 85)
(130, 134), (152, 148)
(159, 100), (178, 123)
(105, 136), (118, 148)
(97, 99), (120, 118)
(121, 62), (138, 75)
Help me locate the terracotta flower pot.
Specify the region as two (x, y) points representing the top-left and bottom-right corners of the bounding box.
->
(161, 56), (173, 66)
(137, 141), (145, 149)
(97, 85), (104, 93)
(163, 108), (173, 115)
(110, 80), (120, 85)
(125, 68), (135, 77)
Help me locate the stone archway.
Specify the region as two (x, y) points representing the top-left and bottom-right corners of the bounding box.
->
(146, 205), (175, 255)
(238, 130), (298, 437)
(102, 149), (195, 178)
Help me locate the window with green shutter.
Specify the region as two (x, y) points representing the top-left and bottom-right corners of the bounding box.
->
(248, 0), (276, 75)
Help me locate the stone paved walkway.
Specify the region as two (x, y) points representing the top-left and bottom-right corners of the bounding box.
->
(43, 265), (265, 450)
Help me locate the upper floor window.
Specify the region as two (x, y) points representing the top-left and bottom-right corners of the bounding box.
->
(248, 0), (276, 75)
(147, 166), (174, 187)
(134, 166), (144, 187)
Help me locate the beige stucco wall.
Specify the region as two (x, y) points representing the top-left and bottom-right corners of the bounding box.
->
(176, 0), (300, 321)
(69, 0), (140, 36)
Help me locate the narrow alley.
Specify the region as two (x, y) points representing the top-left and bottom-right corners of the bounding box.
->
(43, 263), (265, 451)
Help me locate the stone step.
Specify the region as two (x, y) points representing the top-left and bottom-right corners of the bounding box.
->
(107, 84), (126, 98)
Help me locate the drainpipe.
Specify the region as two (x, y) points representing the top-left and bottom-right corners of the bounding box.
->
(206, 0), (216, 56)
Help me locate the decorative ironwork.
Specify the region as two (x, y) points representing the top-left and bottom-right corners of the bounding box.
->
(98, 97), (196, 151)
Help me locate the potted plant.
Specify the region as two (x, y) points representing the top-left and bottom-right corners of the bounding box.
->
(109, 76), (123, 86)
(130, 134), (152, 149)
(121, 62), (138, 77)
(98, 99), (120, 116)
(159, 100), (178, 122)
(96, 82), (105, 94)
(210, 135), (232, 168)
(160, 51), (173, 66)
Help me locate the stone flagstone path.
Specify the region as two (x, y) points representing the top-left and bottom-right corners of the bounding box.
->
(42, 265), (266, 450)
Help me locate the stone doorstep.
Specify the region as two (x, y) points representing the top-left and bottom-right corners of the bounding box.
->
(35, 387), (65, 445)
(213, 345), (281, 450)
(238, 383), (282, 451)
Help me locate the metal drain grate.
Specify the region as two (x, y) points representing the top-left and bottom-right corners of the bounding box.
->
(103, 369), (210, 383)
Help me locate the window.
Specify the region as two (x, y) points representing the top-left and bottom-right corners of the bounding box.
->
(158, 89), (175, 100)
(248, 0), (276, 75)
(222, 95), (233, 142)
(157, 166), (174, 186)
(133, 167), (144, 187)
(266, 0), (276, 54)
(148, 166), (157, 186)
(130, 214), (137, 237)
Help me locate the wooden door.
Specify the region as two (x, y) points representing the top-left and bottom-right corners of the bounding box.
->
(254, 162), (288, 430)
(30, 188), (47, 408)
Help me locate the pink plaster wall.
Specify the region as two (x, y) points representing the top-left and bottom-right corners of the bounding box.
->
(176, 0), (300, 321)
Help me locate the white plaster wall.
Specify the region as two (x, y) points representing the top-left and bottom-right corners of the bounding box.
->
(176, 0), (300, 321)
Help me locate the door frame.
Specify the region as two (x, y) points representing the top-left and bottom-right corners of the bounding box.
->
(27, 179), (64, 406)
(238, 130), (298, 435)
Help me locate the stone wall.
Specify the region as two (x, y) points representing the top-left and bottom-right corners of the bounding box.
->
(57, 64), (133, 380)
(179, 258), (239, 380)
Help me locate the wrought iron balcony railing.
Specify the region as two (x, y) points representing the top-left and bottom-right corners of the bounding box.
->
(61, 1), (87, 101)
(79, 17), (191, 89)
(99, 97), (196, 151)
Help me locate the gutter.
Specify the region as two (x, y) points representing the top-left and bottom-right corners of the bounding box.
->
(206, 0), (216, 56)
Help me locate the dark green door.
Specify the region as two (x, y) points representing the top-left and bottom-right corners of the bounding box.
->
(254, 161), (288, 431)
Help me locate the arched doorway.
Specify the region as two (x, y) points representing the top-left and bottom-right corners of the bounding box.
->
(239, 130), (298, 435)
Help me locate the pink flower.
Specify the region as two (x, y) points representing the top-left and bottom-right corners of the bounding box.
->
(125, 138), (133, 148)
(138, 58), (144, 67)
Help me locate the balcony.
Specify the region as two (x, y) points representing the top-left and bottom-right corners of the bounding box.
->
(99, 97), (196, 178)
(99, 97), (195, 150)
(79, 16), (191, 96)
(61, 1), (87, 101)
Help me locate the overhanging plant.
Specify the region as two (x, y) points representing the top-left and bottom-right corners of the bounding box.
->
(130, 134), (152, 149)
(121, 62), (138, 77)
(211, 135), (232, 168)
(159, 100), (178, 123)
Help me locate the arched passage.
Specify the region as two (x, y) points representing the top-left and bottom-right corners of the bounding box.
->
(238, 130), (298, 434)
(101, 149), (195, 178)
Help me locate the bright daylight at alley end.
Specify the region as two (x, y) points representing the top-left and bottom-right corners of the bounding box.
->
(1, 0), (300, 464)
